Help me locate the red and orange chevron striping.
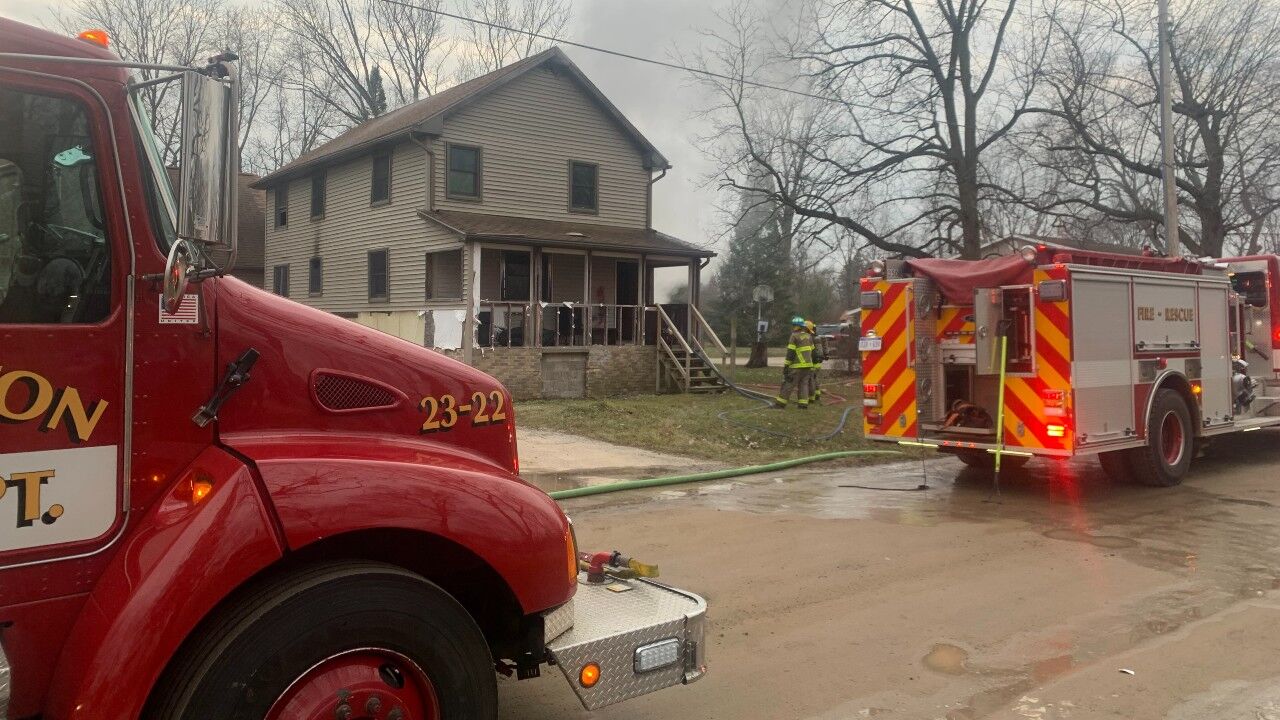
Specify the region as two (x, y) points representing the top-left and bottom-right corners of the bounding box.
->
(1002, 269), (1073, 451)
(861, 279), (917, 438)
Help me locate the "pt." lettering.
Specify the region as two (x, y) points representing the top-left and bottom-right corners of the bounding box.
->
(0, 469), (62, 528)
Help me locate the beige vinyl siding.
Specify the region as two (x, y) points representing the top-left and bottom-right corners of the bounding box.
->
(546, 253), (585, 302)
(264, 141), (464, 314)
(589, 254), (617, 305)
(432, 66), (650, 228)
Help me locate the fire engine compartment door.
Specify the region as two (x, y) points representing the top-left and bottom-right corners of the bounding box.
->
(1133, 279), (1199, 352)
(974, 288), (1002, 375)
(1071, 273), (1135, 443)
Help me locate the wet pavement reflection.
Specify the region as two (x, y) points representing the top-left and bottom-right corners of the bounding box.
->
(523, 430), (1280, 719)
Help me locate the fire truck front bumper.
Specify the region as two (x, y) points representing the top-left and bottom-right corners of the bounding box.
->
(0, 638), (9, 719)
(543, 575), (707, 710)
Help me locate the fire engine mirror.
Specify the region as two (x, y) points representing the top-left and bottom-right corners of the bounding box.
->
(163, 239), (194, 314)
(860, 291), (883, 309)
(177, 66), (238, 264)
(1038, 280), (1067, 302)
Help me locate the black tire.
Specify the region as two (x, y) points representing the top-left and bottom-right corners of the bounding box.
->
(145, 561), (497, 720)
(955, 451), (1029, 471)
(1098, 450), (1131, 483)
(1130, 388), (1194, 487)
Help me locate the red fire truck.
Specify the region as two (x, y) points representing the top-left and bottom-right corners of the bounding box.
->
(0, 19), (705, 719)
(859, 243), (1280, 485)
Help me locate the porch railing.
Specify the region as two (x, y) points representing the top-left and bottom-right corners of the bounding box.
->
(478, 301), (650, 348)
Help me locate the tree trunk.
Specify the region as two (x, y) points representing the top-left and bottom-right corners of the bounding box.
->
(746, 341), (769, 368)
(957, 162), (983, 259)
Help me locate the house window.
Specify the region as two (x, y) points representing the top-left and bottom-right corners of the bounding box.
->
(272, 264), (290, 296)
(501, 250), (530, 301)
(569, 161), (598, 212)
(371, 152), (391, 204)
(368, 249), (389, 301)
(308, 256), (323, 295)
(274, 185), (288, 227)
(310, 172), (326, 218)
(426, 249), (463, 300)
(447, 144), (481, 199)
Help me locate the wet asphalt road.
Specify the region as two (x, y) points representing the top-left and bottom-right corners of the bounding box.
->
(500, 430), (1280, 719)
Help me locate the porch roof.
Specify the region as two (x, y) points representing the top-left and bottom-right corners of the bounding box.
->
(421, 209), (715, 258)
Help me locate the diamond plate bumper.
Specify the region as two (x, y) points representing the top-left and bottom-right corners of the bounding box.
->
(545, 574), (706, 710)
(1, 635), (9, 720)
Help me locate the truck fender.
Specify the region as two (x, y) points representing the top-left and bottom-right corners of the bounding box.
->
(1144, 370), (1202, 436)
(44, 446), (284, 720)
(223, 432), (573, 616)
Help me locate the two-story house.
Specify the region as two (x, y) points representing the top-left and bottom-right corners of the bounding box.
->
(255, 47), (718, 399)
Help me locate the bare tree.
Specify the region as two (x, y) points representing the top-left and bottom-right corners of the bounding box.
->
(689, 0), (1054, 259)
(244, 39), (346, 173)
(272, 0), (388, 125)
(372, 0), (449, 105)
(456, 0), (570, 78)
(1032, 0), (1280, 256)
(58, 0), (219, 164)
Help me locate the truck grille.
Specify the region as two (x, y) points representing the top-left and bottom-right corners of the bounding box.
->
(312, 371), (400, 412)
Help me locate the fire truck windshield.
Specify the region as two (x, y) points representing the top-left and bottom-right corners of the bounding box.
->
(127, 86), (178, 253)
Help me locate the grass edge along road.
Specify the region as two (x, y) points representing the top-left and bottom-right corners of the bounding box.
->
(518, 371), (926, 467)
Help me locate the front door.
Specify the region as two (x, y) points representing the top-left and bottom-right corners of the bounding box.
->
(0, 71), (127, 569)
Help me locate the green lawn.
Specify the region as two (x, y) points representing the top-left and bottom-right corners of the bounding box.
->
(517, 377), (919, 467)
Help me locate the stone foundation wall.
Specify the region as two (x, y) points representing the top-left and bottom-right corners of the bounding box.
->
(442, 345), (658, 399)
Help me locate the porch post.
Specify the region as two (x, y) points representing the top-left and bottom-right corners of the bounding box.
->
(531, 246), (542, 347)
(583, 249), (592, 346)
(463, 241), (481, 364)
(687, 259), (696, 340)
(638, 254), (648, 344)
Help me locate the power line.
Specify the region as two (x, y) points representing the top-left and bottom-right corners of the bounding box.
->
(375, 0), (852, 106)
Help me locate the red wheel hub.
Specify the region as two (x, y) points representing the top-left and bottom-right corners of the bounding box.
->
(1160, 410), (1185, 466)
(267, 648), (440, 720)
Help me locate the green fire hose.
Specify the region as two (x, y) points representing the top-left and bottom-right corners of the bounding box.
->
(547, 449), (904, 500)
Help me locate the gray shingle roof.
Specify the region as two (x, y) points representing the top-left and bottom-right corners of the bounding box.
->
(424, 209), (714, 258)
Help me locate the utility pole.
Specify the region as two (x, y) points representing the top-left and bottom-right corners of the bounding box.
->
(1158, 0), (1180, 256)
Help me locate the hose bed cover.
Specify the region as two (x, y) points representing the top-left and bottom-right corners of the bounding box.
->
(903, 255), (1032, 305)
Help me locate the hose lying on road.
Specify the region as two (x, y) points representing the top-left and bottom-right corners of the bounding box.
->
(547, 449), (904, 500)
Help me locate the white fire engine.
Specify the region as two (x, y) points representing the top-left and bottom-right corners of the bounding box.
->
(859, 244), (1280, 485)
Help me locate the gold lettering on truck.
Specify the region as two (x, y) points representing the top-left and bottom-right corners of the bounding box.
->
(0, 367), (109, 443)
(0, 469), (61, 527)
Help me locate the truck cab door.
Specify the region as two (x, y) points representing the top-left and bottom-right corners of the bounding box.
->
(0, 71), (127, 569)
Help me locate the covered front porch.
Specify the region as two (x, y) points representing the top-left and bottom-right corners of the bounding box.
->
(471, 245), (705, 350)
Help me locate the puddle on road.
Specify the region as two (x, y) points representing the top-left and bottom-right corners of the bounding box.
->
(1042, 528), (1139, 548)
(923, 643), (971, 675)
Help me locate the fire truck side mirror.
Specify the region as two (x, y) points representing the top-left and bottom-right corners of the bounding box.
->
(176, 64), (239, 272)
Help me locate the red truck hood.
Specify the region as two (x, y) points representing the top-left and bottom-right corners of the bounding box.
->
(212, 277), (520, 475)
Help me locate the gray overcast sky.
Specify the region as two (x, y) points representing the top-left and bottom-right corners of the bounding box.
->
(3, 0), (731, 281)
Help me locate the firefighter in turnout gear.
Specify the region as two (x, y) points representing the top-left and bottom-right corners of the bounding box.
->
(807, 320), (828, 404)
(775, 316), (815, 408)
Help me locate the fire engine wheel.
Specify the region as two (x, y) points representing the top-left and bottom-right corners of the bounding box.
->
(1130, 389), (1194, 487)
(145, 561), (497, 720)
(955, 451), (1029, 471)
(1097, 450), (1132, 483)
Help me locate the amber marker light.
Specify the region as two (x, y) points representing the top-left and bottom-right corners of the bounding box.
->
(190, 478), (214, 504)
(77, 29), (109, 47)
(579, 663), (601, 688)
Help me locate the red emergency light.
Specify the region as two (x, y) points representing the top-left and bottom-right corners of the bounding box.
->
(1046, 424), (1067, 438)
